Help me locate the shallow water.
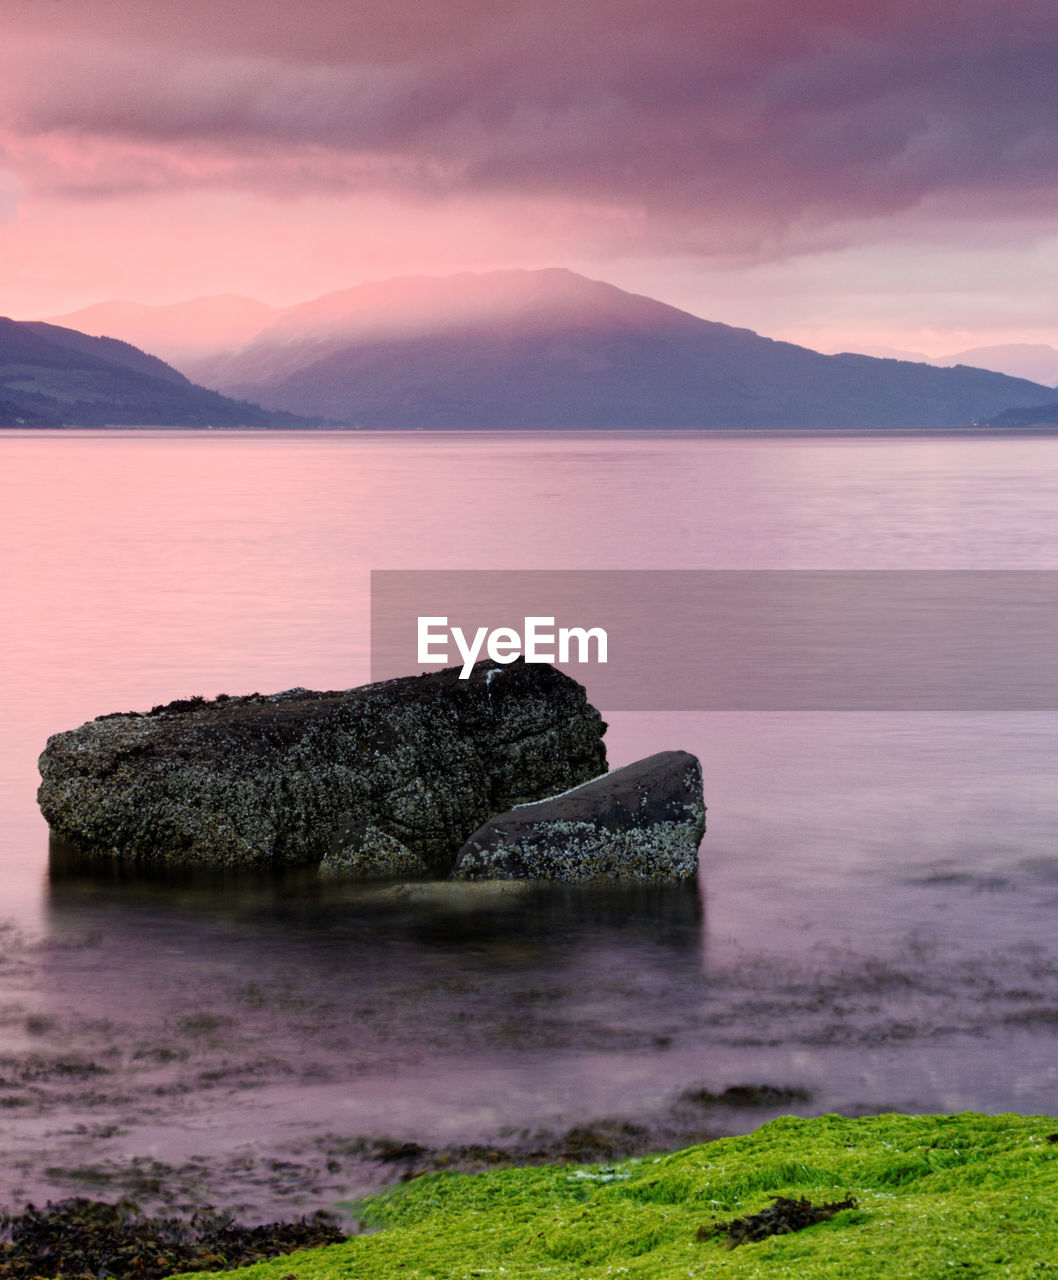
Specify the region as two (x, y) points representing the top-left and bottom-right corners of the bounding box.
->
(3, 429), (1058, 1219)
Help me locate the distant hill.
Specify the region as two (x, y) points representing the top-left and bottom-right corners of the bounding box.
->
(850, 344), (932, 363)
(43, 295), (279, 368)
(32, 271), (1058, 430)
(840, 342), (1058, 386)
(183, 268), (1056, 430)
(0, 317), (317, 428)
(931, 343), (1058, 387)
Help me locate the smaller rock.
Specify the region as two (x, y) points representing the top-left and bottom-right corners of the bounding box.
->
(319, 822), (431, 880)
(451, 750), (705, 882)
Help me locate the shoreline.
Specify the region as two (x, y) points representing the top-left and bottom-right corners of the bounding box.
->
(5, 1112), (1055, 1280)
(5, 424), (1058, 437)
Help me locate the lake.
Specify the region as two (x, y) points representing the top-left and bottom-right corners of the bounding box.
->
(3, 428), (1058, 1221)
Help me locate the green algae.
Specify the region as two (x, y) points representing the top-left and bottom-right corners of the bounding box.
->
(176, 1113), (1058, 1279)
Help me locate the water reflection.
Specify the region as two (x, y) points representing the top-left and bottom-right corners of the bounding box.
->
(16, 839), (713, 1217)
(47, 834), (705, 953)
(22, 820), (1058, 1221)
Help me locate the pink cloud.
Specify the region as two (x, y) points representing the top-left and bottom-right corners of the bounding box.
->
(2, 0), (1058, 340)
(1, 0), (1057, 251)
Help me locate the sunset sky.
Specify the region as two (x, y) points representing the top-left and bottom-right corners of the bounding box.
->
(3, 0), (1058, 354)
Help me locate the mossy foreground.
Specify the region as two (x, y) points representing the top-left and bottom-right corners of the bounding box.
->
(185, 1113), (1058, 1280)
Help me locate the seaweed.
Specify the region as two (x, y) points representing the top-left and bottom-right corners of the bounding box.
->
(698, 1194), (859, 1248)
(0, 1197), (344, 1280)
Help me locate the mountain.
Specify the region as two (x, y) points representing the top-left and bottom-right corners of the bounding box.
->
(931, 344), (1058, 387)
(182, 268), (1056, 430)
(847, 344), (932, 363)
(979, 402), (1058, 428)
(43, 296), (278, 368)
(0, 318), (316, 428)
(839, 343), (1058, 387)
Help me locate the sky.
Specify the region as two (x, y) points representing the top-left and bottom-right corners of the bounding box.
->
(2, 0), (1058, 354)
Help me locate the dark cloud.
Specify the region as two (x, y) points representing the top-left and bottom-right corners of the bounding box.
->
(5, 0), (1058, 254)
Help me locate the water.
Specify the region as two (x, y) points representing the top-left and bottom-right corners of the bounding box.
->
(3, 428), (1058, 1220)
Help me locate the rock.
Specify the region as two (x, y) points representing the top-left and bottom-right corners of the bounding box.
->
(37, 660), (607, 873)
(451, 750), (705, 882)
(318, 823), (431, 880)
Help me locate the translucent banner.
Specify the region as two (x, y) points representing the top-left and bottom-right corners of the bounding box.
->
(370, 570), (1058, 710)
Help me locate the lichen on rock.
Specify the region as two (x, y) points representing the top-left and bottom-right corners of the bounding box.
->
(318, 823), (430, 880)
(451, 750), (705, 882)
(37, 660), (607, 874)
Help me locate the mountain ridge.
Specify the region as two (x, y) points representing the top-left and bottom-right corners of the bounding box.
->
(43, 295), (279, 367)
(836, 341), (1058, 386)
(0, 317), (320, 428)
(185, 270), (1056, 430)
(187, 268), (742, 394)
(933, 343), (1058, 387)
(30, 270), (1058, 430)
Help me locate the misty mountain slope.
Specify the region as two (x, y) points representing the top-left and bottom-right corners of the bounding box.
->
(188, 267), (709, 391)
(0, 317), (315, 427)
(197, 270), (1055, 429)
(932, 344), (1058, 387)
(44, 296), (279, 367)
(842, 343), (1058, 385)
(23, 321), (190, 384)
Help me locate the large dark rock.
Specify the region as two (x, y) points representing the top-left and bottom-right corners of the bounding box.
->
(451, 750), (705, 882)
(37, 661), (607, 873)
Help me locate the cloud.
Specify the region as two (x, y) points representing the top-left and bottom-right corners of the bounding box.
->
(0, 167), (22, 220)
(3, 0), (1058, 259)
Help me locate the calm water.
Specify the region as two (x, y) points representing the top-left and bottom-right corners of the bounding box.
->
(3, 429), (1058, 1219)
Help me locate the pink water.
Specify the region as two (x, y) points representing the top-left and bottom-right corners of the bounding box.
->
(3, 428), (1058, 1219)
